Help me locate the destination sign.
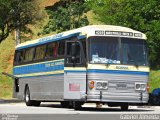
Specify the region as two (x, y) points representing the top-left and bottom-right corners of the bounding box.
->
(95, 30), (142, 38)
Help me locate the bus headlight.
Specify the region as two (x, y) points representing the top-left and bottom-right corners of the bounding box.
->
(96, 81), (108, 90)
(96, 82), (102, 89)
(135, 83), (146, 91)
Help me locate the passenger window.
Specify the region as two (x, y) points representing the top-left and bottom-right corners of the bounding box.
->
(34, 45), (46, 60)
(19, 50), (25, 63)
(45, 42), (57, 59)
(24, 47), (34, 62)
(14, 51), (20, 65)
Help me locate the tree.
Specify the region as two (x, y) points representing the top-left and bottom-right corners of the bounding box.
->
(87, 0), (160, 68)
(39, 0), (89, 35)
(0, 0), (41, 43)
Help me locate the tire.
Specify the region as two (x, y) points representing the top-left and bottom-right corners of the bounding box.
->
(61, 101), (70, 108)
(25, 86), (41, 106)
(61, 101), (73, 108)
(32, 101), (41, 106)
(120, 103), (129, 111)
(25, 86), (34, 106)
(73, 101), (82, 110)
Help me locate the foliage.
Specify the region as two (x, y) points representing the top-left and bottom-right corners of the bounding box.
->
(0, 0), (42, 43)
(0, 35), (15, 72)
(149, 70), (160, 92)
(39, 0), (89, 35)
(0, 35), (15, 99)
(87, 0), (160, 69)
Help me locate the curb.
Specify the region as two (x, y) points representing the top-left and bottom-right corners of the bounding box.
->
(0, 99), (23, 104)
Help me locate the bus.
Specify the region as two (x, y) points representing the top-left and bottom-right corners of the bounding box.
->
(13, 25), (149, 110)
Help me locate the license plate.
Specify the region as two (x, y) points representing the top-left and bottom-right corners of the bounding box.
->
(117, 83), (127, 89)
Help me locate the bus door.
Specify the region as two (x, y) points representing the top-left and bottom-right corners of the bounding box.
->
(64, 40), (86, 100)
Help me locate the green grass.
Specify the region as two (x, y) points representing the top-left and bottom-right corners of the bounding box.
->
(149, 70), (160, 93)
(0, 35), (15, 99)
(0, 76), (13, 99)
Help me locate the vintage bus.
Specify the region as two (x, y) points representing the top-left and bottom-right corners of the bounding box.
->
(13, 25), (149, 110)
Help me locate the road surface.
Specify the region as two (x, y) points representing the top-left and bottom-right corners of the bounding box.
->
(0, 102), (160, 120)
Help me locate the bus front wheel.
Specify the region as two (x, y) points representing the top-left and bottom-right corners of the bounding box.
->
(25, 86), (41, 106)
(73, 101), (83, 110)
(120, 103), (129, 111)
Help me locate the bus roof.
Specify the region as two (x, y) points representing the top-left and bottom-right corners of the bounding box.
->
(16, 25), (146, 50)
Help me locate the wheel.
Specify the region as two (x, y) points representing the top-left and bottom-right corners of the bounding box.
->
(61, 101), (73, 108)
(61, 101), (70, 108)
(25, 86), (34, 106)
(25, 86), (41, 106)
(120, 103), (129, 111)
(73, 101), (82, 110)
(32, 101), (41, 106)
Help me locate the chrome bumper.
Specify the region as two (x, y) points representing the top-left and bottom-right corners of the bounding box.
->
(87, 91), (149, 103)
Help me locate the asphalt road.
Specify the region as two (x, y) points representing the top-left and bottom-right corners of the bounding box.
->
(0, 102), (160, 120)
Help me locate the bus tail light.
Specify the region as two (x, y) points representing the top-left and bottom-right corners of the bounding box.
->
(89, 81), (94, 89)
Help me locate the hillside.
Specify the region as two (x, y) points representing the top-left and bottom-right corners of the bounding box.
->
(0, 0), (59, 99)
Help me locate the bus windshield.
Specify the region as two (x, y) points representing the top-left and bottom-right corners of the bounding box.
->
(121, 38), (148, 66)
(88, 36), (148, 66)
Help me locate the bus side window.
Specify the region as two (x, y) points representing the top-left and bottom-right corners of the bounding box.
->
(45, 42), (57, 59)
(24, 47), (34, 62)
(14, 51), (20, 65)
(34, 45), (46, 60)
(58, 41), (65, 56)
(19, 50), (25, 63)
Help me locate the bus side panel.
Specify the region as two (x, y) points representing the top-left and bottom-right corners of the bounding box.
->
(15, 74), (64, 101)
(64, 71), (86, 100)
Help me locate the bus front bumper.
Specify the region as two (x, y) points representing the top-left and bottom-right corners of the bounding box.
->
(86, 92), (149, 103)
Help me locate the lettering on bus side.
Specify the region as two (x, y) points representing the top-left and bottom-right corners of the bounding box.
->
(45, 61), (64, 68)
(39, 33), (64, 43)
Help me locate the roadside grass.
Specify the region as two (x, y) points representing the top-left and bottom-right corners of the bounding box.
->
(0, 35), (15, 99)
(0, 76), (13, 99)
(149, 70), (160, 93)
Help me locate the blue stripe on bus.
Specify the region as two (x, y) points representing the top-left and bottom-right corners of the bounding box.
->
(87, 69), (149, 76)
(13, 60), (64, 75)
(16, 32), (80, 50)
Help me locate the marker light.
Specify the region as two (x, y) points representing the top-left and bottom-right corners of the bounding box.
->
(146, 83), (150, 93)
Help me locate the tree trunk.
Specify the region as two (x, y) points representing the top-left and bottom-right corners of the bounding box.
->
(15, 27), (20, 45)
